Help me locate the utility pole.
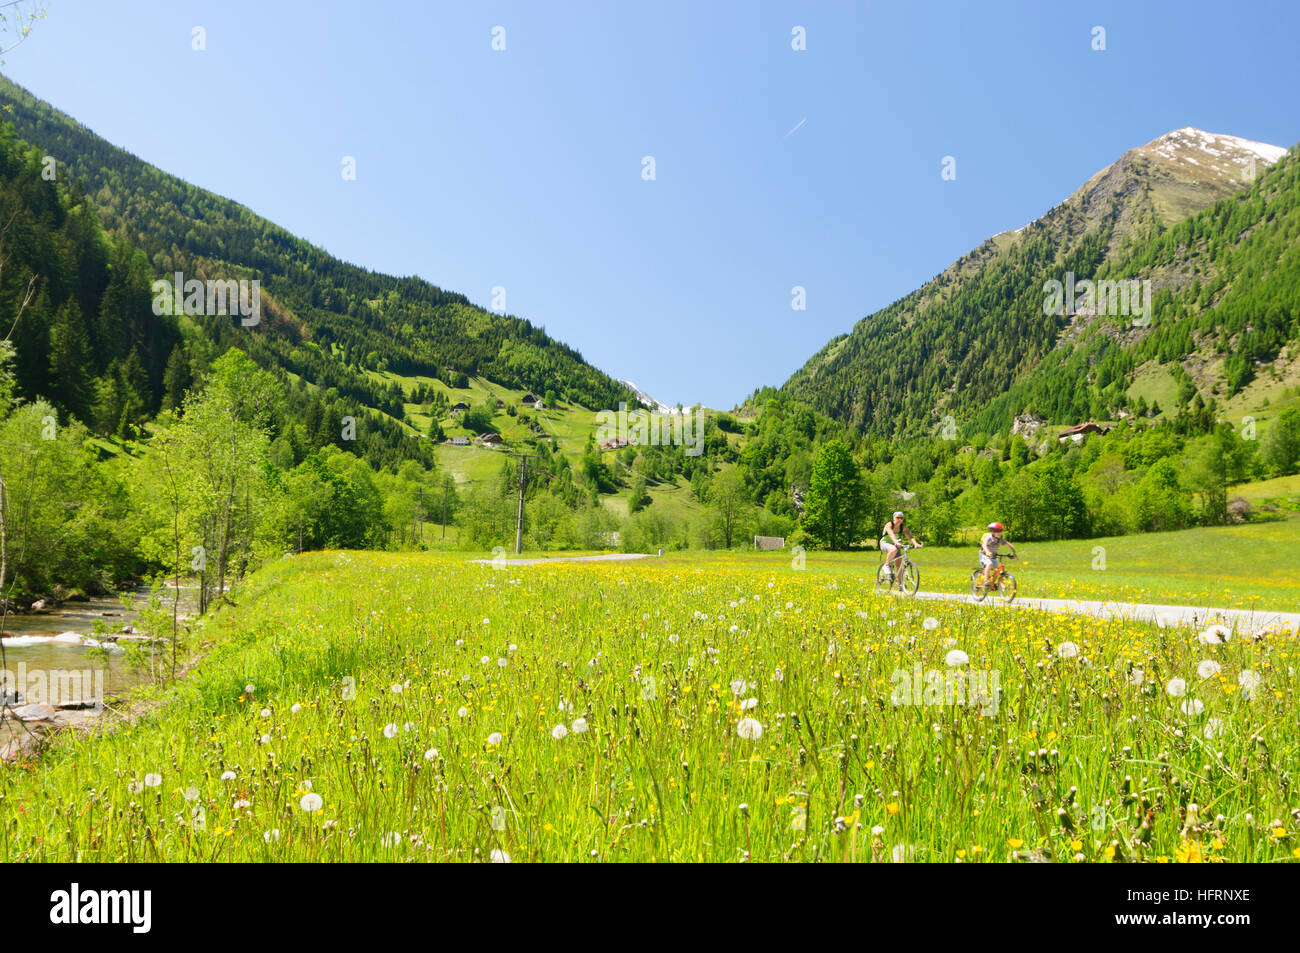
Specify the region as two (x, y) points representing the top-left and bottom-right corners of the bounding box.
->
(514, 454), (528, 555)
(414, 486), (423, 545)
(442, 474), (452, 540)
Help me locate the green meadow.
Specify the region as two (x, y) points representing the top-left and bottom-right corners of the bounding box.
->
(3, 536), (1297, 863)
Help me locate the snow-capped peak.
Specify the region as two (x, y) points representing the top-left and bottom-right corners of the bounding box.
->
(1144, 127), (1287, 167)
(620, 380), (680, 415)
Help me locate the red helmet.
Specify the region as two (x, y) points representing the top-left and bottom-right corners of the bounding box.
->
(988, 522), (1004, 531)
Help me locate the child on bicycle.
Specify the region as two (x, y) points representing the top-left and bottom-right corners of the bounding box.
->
(979, 522), (1016, 585)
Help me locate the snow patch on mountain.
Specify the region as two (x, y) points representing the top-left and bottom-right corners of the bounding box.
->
(620, 380), (679, 415)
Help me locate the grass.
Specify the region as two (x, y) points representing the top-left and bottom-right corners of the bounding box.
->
(2, 544), (1297, 862)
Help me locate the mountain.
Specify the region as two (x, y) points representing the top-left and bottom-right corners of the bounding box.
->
(782, 127), (1299, 438)
(0, 74), (632, 455)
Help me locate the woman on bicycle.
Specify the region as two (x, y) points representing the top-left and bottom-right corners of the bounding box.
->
(880, 511), (921, 577)
(979, 522), (1016, 585)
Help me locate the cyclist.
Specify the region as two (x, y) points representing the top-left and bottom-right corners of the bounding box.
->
(880, 511), (921, 578)
(978, 522), (1016, 586)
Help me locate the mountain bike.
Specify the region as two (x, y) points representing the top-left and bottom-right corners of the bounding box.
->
(971, 553), (1017, 604)
(875, 543), (920, 596)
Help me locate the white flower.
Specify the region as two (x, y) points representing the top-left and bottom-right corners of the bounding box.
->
(571, 717), (588, 734)
(380, 832), (401, 847)
(1128, 669), (1144, 687)
(301, 780), (312, 790)
(482, 617), (490, 626)
(729, 677), (746, 696)
(740, 697), (758, 710)
(403, 721), (415, 733)
(944, 649), (969, 668)
(457, 707), (468, 718)
(260, 708), (271, 719)
(891, 844), (913, 863)
(1238, 670), (1260, 698)
(144, 773), (162, 788)
(383, 723), (398, 738)
(1204, 718), (1225, 739)
(424, 748), (439, 761)
(1166, 677), (1187, 697)
(480, 656), (490, 665)
(1198, 624), (1232, 645)
(244, 684), (255, 694)
(220, 770), (236, 782)
(259, 733), (271, 745)
(923, 617), (939, 631)
(183, 786), (200, 801)
(490, 848), (511, 863)
(127, 781), (143, 795)
(487, 732), (503, 746)
(1057, 642), (1079, 659)
(736, 717), (763, 741)
(233, 798), (251, 810)
(263, 829), (280, 843)
(290, 703), (302, 714)
(508, 643), (518, 652)
(1181, 698), (1205, 716)
(497, 658), (507, 668)
(1197, 660), (1222, 680)
(551, 724), (568, 740)
(300, 793), (323, 812)
(391, 683), (403, 694)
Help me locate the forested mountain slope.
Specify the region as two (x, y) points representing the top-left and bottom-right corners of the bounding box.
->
(0, 75), (631, 446)
(783, 128), (1298, 438)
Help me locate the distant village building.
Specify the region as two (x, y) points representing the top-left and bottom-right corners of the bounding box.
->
(521, 393), (538, 404)
(480, 433), (504, 447)
(753, 535), (786, 551)
(1058, 422), (1108, 444)
(450, 401), (469, 413)
(449, 436), (470, 446)
(599, 437), (629, 450)
(533, 400), (546, 410)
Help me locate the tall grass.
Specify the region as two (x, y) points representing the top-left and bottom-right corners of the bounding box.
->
(2, 550), (1296, 862)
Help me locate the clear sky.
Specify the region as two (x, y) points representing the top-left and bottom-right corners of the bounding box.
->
(3, 0), (1297, 410)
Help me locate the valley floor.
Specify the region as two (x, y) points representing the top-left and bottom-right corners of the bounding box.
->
(2, 526), (1297, 862)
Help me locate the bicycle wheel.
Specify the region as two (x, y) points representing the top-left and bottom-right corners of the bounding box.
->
(998, 573), (1017, 604)
(874, 563), (894, 594)
(970, 570), (987, 602)
(900, 562), (920, 596)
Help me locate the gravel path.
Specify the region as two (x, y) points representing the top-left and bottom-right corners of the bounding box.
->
(911, 590), (1298, 637)
(469, 553), (650, 568)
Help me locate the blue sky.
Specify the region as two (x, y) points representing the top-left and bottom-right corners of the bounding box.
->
(4, 0), (1298, 409)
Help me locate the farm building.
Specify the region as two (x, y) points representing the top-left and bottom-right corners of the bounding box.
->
(1058, 422), (1108, 444)
(480, 433), (504, 447)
